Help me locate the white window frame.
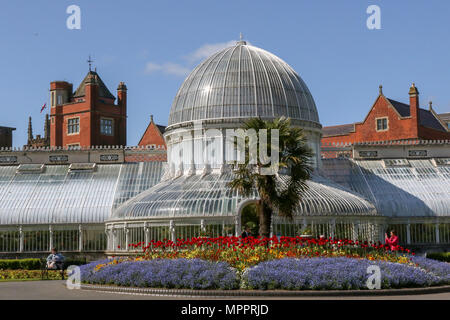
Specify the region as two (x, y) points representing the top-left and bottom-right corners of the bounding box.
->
(67, 117), (80, 135)
(100, 117), (114, 136)
(375, 117), (388, 132)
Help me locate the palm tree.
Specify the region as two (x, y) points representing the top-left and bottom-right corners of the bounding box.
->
(228, 117), (313, 238)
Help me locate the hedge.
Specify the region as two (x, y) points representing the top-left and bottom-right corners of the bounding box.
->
(426, 252), (450, 263)
(0, 259), (41, 270)
(0, 258), (87, 270)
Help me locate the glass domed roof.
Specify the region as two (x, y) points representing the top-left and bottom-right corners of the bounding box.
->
(168, 41), (320, 128)
(110, 173), (376, 221)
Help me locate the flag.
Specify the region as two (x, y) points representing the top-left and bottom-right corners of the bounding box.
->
(40, 103), (46, 113)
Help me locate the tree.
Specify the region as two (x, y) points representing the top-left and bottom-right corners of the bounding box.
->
(228, 117), (313, 238)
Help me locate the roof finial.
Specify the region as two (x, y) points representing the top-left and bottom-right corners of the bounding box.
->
(237, 33), (246, 45)
(150, 114), (154, 123)
(379, 84), (383, 95)
(429, 101), (433, 111)
(87, 55), (94, 71)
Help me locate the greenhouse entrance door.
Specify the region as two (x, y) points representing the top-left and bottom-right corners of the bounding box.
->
(240, 203), (259, 237)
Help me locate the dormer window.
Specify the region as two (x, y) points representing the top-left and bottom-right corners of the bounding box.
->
(376, 117), (388, 131)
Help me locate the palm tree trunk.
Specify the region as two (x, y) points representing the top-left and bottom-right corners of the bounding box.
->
(258, 200), (272, 238)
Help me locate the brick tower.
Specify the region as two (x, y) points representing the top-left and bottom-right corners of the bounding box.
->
(49, 69), (127, 148)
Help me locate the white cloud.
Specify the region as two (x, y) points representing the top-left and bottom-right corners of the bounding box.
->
(144, 40), (237, 77)
(144, 62), (162, 73)
(185, 40), (236, 63)
(145, 62), (190, 77)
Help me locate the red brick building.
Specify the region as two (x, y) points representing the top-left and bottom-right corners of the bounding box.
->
(322, 84), (450, 147)
(138, 115), (166, 148)
(49, 70), (127, 148)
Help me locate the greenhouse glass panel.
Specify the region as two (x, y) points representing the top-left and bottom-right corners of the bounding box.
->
(53, 229), (79, 251)
(23, 230), (49, 252)
(0, 230), (19, 252)
(82, 229), (106, 251)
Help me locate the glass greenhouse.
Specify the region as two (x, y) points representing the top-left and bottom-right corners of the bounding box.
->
(0, 162), (165, 253)
(105, 40), (449, 254)
(0, 40), (448, 256)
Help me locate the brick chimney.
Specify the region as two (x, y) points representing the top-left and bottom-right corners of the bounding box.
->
(85, 73), (98, 109)
(117, 82), (127, 111)
(408, 83), (420, 137)
(117, 82), (127, 146)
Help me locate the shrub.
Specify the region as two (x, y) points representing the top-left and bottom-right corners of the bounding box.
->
(0, 257), (86, 270)
(64, 258), (87, 266)
(426, 252), (450, 263)
(0, 259), (41, 270)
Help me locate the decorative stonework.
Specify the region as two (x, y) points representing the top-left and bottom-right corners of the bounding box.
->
(0, 155), (17, 164)
(408, 150), (427, 157)
(359, 151), (378, 158)
(100, 154), (119, 161)
(49, 155), (69, 163)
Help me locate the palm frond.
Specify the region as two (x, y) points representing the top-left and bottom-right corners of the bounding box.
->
(228, 117), (313, 232)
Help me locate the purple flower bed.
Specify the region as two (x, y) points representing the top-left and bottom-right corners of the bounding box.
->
(412, 256), (450, 283)
(77, 256), (449, 291)
(80, 258), (239, 290)
(244, 257), (447, 290)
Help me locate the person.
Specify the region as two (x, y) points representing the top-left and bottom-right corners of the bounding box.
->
(385, 230), (399, 251)
(46, 248), (65, 270)
(241, 226), (252, 239)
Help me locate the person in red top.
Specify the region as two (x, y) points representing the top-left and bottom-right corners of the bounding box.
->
(385, 230), (399, 251)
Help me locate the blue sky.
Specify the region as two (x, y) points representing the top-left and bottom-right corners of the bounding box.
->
(1, 0), (450, 147)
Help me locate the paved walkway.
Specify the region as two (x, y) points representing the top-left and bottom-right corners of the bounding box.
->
(0, 280), (449, 300)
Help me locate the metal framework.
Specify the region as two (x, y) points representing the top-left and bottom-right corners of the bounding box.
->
(0, 162), (165, 253)
(168, 41), (319, 128)
(1, 41), (449, 255)
(105, 173), (381, 252)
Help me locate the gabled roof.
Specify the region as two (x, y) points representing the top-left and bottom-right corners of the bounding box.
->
(156, 124), (166, 135)
(322, 123), (355, 137)
(387, 98), (447, 132)
(73, 71), (115, 100)
(138, 118), (167, 147)
(387, 99), (410, 117)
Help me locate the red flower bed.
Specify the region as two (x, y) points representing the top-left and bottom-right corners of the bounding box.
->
(122, 236), (413, 271)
